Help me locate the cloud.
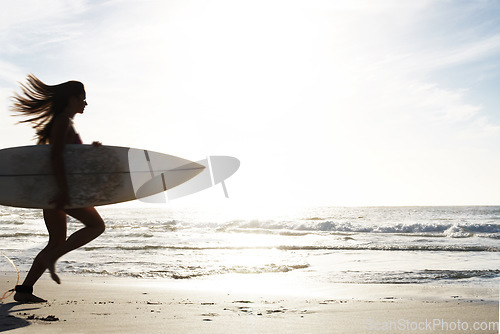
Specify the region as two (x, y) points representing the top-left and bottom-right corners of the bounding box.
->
(1, 0), (499, 205)
(0, 1), (88, 55)
(0, 60), (24, 83)
(400, 34), (500, 76)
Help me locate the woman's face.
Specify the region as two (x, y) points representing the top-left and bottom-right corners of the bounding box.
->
(70, 92), (87, 115)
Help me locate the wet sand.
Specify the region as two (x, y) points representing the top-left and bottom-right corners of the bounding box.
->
(0, 272), (498, 333)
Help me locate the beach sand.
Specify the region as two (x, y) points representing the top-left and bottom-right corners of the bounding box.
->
(1, 272), (498, 333)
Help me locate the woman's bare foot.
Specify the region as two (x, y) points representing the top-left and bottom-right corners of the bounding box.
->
(38, 251), (61, 284)
(47, 262), (61, 284)
(47, 261), (61, 284)
(14, 292), (47, 303)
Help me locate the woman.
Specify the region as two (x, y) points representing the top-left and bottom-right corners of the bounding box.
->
(10, 75), (106, 303)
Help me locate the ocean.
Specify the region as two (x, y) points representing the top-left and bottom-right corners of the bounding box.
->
(1, 205), (499, 287)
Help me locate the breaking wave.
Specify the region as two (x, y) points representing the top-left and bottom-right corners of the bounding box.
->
(219, 220), (500, 239)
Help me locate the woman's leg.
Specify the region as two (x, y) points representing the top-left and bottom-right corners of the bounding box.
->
(15, 207), (105, 303)
(27, 208), (104, 284)
(37, 207), (105, 283)
(54, 207), (105, 260)
(14, 209), (67, 302)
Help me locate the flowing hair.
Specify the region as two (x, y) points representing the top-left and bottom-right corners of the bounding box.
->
(11, 74), (85, 144)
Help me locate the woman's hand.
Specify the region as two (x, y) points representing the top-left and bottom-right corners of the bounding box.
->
(92, 141), (102, 147)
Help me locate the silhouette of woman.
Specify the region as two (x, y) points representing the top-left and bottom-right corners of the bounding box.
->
(10, 75), (105, 302)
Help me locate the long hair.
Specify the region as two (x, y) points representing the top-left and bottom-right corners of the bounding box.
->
(11, 74), (85, 144)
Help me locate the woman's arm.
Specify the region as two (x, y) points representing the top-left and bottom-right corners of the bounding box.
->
(49, 115), (70, 209)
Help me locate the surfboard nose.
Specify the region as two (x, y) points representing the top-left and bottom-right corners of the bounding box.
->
(134, 161), (205, 200)
(210, 156), (240, 185)
(164, 156), (240, 201)
(128, 148), (205, 201)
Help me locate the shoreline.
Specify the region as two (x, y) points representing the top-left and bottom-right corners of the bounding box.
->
(1, 272), (498, 333)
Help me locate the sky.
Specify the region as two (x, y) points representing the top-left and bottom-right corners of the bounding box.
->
(1, 0), (499, 207)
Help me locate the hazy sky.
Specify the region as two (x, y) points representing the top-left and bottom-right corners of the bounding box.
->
(1, 0), (499, 207)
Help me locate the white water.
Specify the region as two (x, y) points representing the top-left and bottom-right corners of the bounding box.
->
(1, 205), (499, 286)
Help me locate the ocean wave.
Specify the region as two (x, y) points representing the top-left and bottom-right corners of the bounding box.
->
(61, 263), (310, 279)
(112, 232), (155, 238)
(0, 232), (47, 238)
(105, 220), (178, 231)
(83, 245), (167, 251)
(81, 244), (499, 252)
(277, 245), (499, 252)
(0, 220), (24, 225)
(335, 269), (500, 284)
(59, 265), (499, 284)
(221, 220), (500, 238)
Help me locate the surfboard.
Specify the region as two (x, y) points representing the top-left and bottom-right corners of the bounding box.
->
(0, 145), (204, 209)
(136, 156), (240, 200)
